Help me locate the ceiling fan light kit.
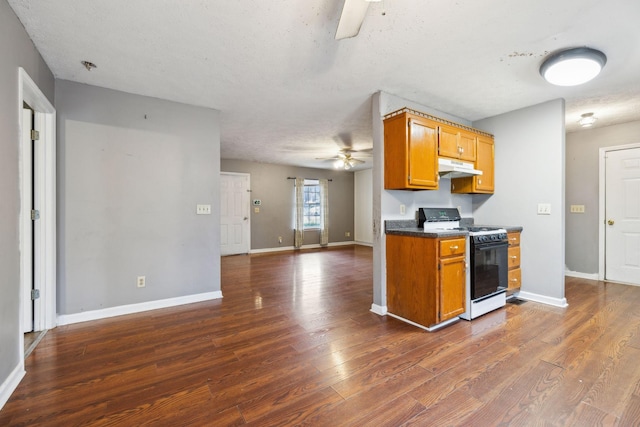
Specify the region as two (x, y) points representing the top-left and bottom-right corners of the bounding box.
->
(539, 47), (607, 86)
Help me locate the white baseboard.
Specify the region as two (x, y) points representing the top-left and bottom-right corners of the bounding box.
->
(249, 241), (356, 254)
(517, 291), (568, 308)
(0, 362), (25, 411)
(370, 303), (387, 316)
(57, 291), (223, 326)
(355, 241), (373, 247)
(564, 270), (599, 280)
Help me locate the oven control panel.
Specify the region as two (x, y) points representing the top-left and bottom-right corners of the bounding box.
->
(472, 233), (508, 244)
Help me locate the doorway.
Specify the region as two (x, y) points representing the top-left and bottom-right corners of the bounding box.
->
(18, 68), (56, 359)
(600, 144), (640, 285)
(220, 172), (251, 255)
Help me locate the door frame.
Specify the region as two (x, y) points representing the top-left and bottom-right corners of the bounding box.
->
(598, 142), (640, 281)
(18, 68), (57, 346)
(220, 172), (251, 255)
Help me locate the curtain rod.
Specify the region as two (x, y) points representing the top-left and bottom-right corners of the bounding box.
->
(287, 177), (333, 182)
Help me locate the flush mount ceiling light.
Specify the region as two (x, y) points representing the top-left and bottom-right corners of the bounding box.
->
(539, 47), (606, 86)
(578, 112), (598, 127)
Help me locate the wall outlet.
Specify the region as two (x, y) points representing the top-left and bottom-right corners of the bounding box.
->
(345, 231), (351, 237)
(278, 236), (283, 244)
(196, 204), (211, 215)
(137, 276), (146, 288)
(570, 204), (585, 213)
(400, 204), (406, 215)
(537, 203), (551, 215)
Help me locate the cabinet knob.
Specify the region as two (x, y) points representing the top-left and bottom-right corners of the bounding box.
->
(478, 179), (482, 184)
(450, 245), (459, 250)
(510, 278), (518, 282)
(510, 255), (518, 259)
(510, 237), (517, 241)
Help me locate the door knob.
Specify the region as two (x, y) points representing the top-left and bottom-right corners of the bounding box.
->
(244, 217), (248, 221)
(607, 219), (614, 225)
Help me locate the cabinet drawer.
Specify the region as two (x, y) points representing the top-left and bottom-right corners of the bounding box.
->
(508, 246), (520, 268)
(508, 268), (521, 290)
(439, 238), (466, 257)
(507, 232), (520, 246)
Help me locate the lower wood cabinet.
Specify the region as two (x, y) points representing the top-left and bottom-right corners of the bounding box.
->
(507, 231), (521, 294)
(386, 234), (466, 329)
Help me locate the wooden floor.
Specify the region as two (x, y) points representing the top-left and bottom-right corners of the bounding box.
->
(3, 245), (640, 426)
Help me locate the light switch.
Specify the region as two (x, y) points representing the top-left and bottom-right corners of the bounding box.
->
(254, 207), (260, 213)
(537, 203), (551, 215)
(570, 205), (585, 213)
(196, 204), (211, 215)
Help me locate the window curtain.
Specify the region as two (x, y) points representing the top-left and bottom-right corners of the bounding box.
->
(294, 177), (305, 249)
(320, 179), (329, 246)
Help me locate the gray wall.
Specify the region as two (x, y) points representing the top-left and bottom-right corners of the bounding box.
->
(474, 99), (566, 302)
(220, 159), (355, 249)
(0, 0), (54, 401)
(56, 80), (220, 315)
(566, 120), (640, 274)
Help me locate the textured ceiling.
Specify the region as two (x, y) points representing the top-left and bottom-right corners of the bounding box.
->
(8, 0), (640, 171)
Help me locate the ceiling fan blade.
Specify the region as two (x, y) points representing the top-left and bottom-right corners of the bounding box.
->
(335, 0), (371, 40)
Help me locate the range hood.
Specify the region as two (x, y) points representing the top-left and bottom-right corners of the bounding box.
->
(438, 158), (482, 178)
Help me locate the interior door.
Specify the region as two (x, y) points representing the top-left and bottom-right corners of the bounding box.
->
(605, 147), (640, 284)
(220, 172), (250, 255)
(22, 107), (34, 333)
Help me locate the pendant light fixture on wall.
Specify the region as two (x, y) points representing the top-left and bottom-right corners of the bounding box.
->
(539, 47), (606, 86)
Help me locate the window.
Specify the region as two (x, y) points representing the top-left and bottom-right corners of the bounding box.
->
(303, 179), (320, 229)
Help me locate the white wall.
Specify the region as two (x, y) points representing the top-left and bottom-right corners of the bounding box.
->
(474, 99), (566, 305)
(56, 80), (221, 318)
(354, 169), (373, 245)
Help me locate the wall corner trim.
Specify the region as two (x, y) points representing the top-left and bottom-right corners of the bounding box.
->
(370, 303), (387, 315)
(0, 362), (26, 411)
(517, 291), (568, 308)
(56, 291), (223, 326)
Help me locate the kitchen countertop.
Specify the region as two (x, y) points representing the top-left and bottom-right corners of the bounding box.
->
(385, 220), (523, 238)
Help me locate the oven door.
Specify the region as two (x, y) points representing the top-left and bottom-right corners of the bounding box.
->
(471, 241), (508, 300)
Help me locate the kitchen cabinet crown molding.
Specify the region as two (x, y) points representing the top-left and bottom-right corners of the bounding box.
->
(384, 107), (494, 139)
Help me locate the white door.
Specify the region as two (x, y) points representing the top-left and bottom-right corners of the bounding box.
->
(605, 147), (640, 284)
(220, 172), (250, 255)
(21, 108), (34, 333)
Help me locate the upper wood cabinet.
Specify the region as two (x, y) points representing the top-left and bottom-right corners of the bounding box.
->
(451, 134), (495, 194)
(438, 124), (476, 162)
(384, 112), (439, 190)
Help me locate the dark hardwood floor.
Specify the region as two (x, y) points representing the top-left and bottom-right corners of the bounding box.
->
(2, 245), (640, 426)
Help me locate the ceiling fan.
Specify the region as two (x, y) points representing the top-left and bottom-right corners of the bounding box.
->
(317, 150), (367, 170)
(335, 0), (382, 40)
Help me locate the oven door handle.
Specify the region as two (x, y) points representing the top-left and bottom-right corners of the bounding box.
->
(475, 242), (508, 251)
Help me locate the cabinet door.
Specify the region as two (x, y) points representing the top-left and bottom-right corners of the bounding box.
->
(408, 118), (439, 188)
(439, 256), (466, 321)
(458, 130), (477, 162)
(475, 135), (494, 192)
(438, 124), (461, 159)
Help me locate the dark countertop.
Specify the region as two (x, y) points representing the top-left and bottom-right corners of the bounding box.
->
(385, 220), (523, 238)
